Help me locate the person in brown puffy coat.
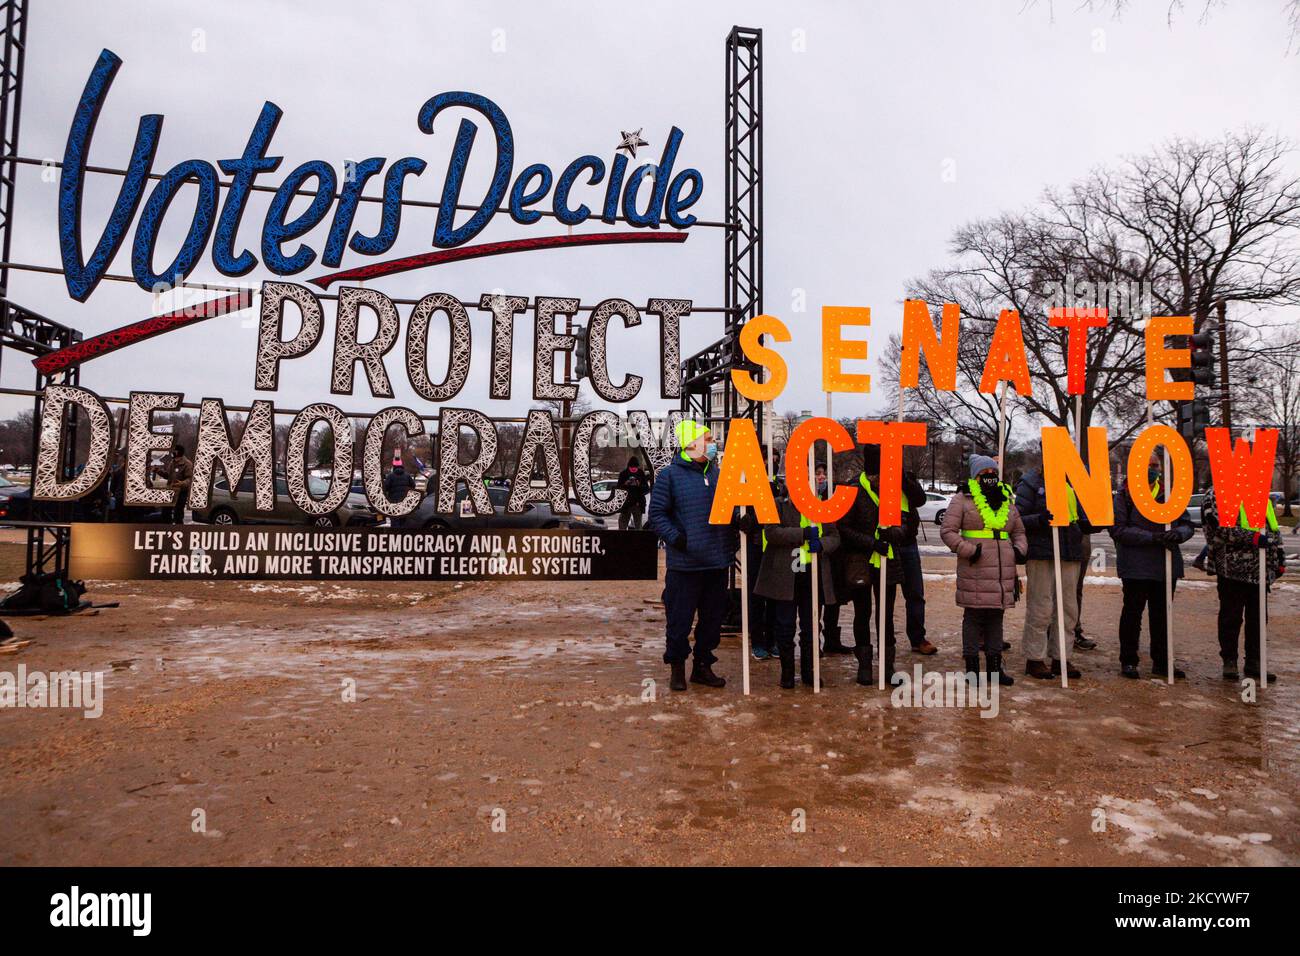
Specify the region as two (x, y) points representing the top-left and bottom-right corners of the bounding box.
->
(940, 455), (1027, 686)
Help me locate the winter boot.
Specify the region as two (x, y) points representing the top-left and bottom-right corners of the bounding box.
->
(987, 652), (1014, 686)
(854, 642), (873, 687)
(1051, 658), (1082, 680)
(822, 625), (853, 655)
(1025, 659), (1054, 680)
(800, 645), (828, 687)
(669, 661), (687, 692)
(963, 655), (980, 687)
(689, 661), (726, 688)
(779, 645), (796, 689)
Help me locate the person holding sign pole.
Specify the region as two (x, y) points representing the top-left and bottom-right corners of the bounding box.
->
(1016, 454), (1092, 681)
(1202, 485), (1284, 684)
(753, 489), (840, 689)
(838, 444), (905, 686)
(940, 455), (1026, 686)
(1109, 453), (1193, 679)
(647, 420), (742, 692)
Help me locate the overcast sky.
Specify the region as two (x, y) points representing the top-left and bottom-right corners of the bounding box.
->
(3, 0), (1298, 429)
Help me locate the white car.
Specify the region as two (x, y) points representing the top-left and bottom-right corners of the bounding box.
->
(917, 491), (952, 525)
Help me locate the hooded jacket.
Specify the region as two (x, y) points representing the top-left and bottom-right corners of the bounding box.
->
(647, 453), (738, 572)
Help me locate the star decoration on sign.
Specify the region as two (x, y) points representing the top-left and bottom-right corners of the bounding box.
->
(617, 128), (649, 158)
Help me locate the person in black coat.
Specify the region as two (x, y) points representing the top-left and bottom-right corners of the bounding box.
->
(1109, 454), (1194, 679)
(615, 456), (652, 530)
(384, 452), (416, 528)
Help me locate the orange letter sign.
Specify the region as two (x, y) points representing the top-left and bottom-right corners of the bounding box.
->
(733, 314), (790, 403)
(821, 306), (872, 393)
(1048, 307), (1108, 396)
(1144, 315), (1193, 402)
(855, 420), (929, 526)
(900, 300), (960, 391)
(785, 417), (857, 523)
(1205, 427), (1278, 529)
(1041, 426), (1114, 527)
(709, 418), (779, 525)
(1126, 425), (1193, 524)
(978, 309), (1033, 395)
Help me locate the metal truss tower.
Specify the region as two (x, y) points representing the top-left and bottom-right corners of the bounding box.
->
(682, 26), (763, 448)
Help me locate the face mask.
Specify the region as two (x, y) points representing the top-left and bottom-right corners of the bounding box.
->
(978, 475), (999, 491)
(705, 443), (719, 461)
(1147, 469), (1159, 484)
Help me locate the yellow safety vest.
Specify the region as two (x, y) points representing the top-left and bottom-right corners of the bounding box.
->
(761, 511), (822, 566)
(861, 474), (909, 567)
(1237, 501), (1279, 533)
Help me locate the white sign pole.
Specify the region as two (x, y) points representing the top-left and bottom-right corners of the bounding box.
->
(1052, 524), (1069, 689)
(878, 389), (906, 690)
(997, 382), (1008, 479)
(809, 439), (821, 694)
(739, 531), (751, 696)
(1259, 548), (1268, 694)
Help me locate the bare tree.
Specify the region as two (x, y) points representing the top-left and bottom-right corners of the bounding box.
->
(1236, 336), (1300, 515)
(888, 130), (1300, 463)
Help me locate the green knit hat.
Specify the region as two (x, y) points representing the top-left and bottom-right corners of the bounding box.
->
(675, 419), (709, 449)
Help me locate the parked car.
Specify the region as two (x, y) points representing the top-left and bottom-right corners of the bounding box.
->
(406, 484), (606, 530)
(0, 486), (169, 524)
(917, 490), (952, 525)
(193, 474), (379, 527)
(1186, 493), (1205, 527)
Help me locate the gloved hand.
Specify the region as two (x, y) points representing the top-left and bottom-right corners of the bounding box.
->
(806, 533), (823, 554)
(734, 509), (760, 535)
(970, 542), (983, 563)
(671, 534), (689, 552)
(803, 524), (821, 543)
(872, 538), (891, 556)
(1160, 529), (1182, 547)
(880, 526), (905, 546)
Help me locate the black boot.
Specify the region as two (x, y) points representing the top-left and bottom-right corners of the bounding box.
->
(963, 655), (980, 678)
(669, 661), (687, 692)
(689, 661), (726, 688)
(987, 652), (1014, 686)
(779, 645), (796, 689)
(800, 645), (828, 687)
(854, 642), (873, 686)
(822, 625), (853, 655)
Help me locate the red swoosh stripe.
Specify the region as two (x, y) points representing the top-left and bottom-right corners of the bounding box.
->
(33, 291), (253, 376)
(307, 231), (688, 289)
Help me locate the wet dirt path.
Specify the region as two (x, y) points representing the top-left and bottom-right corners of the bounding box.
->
(0, 548), (1296, 866)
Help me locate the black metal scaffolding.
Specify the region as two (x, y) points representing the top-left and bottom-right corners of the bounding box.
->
(0, 0), (86, 580)
(681, 26), (763, 445)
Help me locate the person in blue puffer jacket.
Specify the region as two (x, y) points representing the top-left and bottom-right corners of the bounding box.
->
(647, 419), (745, 692)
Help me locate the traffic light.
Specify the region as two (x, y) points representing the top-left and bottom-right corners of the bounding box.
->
(1190, 327), (1215, 387)
(1191, 397), (1210, 432)
(573, 323), (589, 380)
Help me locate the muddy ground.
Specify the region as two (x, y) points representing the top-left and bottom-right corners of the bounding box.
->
(0, 532), (1296, 867)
